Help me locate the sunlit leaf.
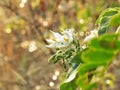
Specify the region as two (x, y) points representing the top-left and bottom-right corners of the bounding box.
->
(81, 49), (115, 64)
(90, 34), (120, 52)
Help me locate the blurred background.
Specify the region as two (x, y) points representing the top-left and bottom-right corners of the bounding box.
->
(0, 0), (120, 90)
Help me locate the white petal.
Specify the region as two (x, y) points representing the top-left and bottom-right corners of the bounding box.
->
(50, 31), (64, 42)
(62, 28), (74, 34)
(46, 29), (74, 48)
(46, 44), (56, 48)
(81, 45), (86, 49)
(56, 44), (67, 48)
(83, 29), (98, 43)
(46, 39), (55, 43)
(83, 35), (95, 43)
(62, 29), (74, 43)
(91, 30), (98, 36)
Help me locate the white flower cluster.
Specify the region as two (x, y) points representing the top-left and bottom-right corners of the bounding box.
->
(46, 28), (74, 48)
(46, 29), (98, 49)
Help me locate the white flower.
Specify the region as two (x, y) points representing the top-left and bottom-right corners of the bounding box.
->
(46, 28), (74, 48)
(81, 45), (87, 49)
(83, 29), (98, 43)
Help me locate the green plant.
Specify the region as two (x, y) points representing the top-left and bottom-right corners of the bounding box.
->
(46, 7), (120, 90)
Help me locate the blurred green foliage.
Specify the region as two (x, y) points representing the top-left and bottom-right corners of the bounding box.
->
(48, 7), (120, 90)
(60, 34), (120, 90)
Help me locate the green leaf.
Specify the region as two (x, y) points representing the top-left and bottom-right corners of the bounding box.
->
(48, 54), (57, 63)
(110, 13), (120, 26)
(66, 64), (79, 81)
(100, 17), (110, 26)
(96, 7), (120, 35)
(84, 82), (98, 90)
(77, 63), (105, 75)
(96, 7), (120, 24)
(48, 50), (63, 63)
(98, 26), (108, 35)
(60, 65), (79, 90)
(60, 80), (77, 90)
(60, 64), (80, 90)
(65, 68), (77, 83)
(76, 63), (103, 87)
(70, 52), (82, 64)
(90, 34), (120, 52)
(81, 49), (115, 64)
(48, 54), (62, 63)
(102, 10), (118, 17)
(99, 34), (120, 52)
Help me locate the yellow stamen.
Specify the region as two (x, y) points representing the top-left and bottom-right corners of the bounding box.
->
(64, 37), (69, 42)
